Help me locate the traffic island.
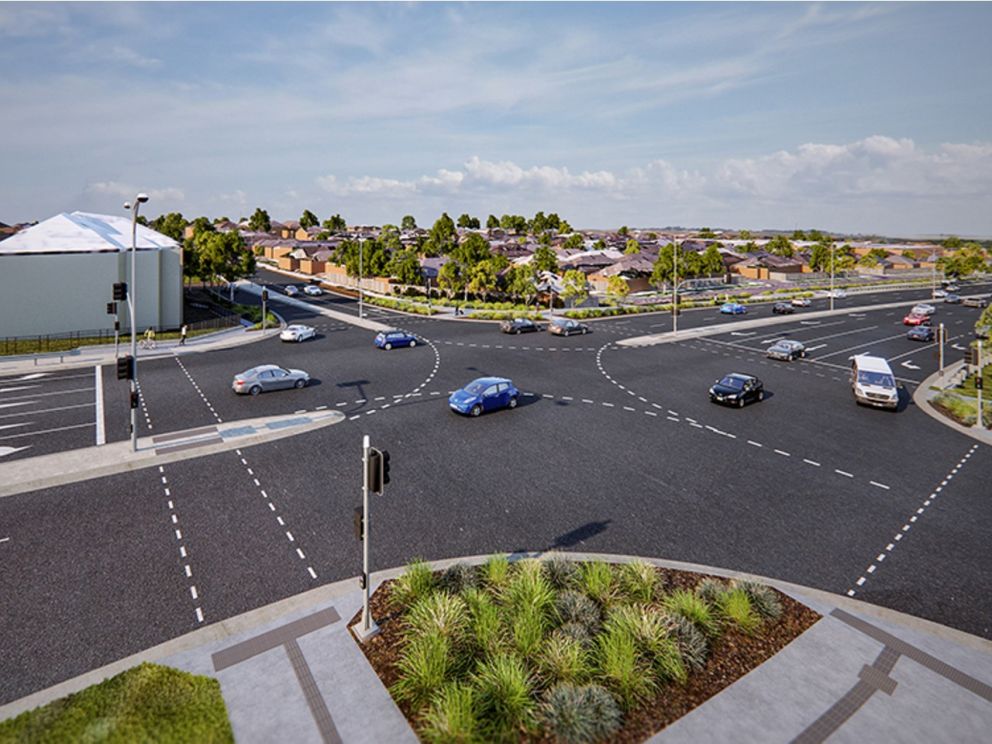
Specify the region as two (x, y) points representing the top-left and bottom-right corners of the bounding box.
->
(350, 555), (820, 743)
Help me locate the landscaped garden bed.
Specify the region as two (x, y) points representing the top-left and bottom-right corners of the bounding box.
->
(352, 556), (820, 743)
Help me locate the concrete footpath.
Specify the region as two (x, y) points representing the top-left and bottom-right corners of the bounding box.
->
(2, 553), (989, 743)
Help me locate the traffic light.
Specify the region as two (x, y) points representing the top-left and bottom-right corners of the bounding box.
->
(113, 282), (127, 301)
(353, 506), (364, 540)
(966, 347), (979, 366)
(130, 391), (140, 409)
(367, 447), (391, 494)
(106, 302), (117, 315)
(116, 355), (134, 380)
(261, 289), (269, 302)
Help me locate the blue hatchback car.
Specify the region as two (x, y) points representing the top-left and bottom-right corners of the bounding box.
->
(449, 377), (520, 417)
(720, 302), (748, 315)
(374, 330), (418, 350)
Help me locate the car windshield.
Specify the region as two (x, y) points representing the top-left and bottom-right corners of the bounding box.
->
(771, 343), (789, 351)
(464, 381), (487, 395)
(719, 376), (745, 389)
(858, 371), (895, 388)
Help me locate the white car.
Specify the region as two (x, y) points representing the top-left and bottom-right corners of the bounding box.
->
(828, 289), (847, 299)
(280, 324), (316, 342)
(933, 289), (947, 298)
(284, 285), (300, 297)
(791, 297), (811, 307)
(304, 285), (323, 296)
(912, 303), (936, 316)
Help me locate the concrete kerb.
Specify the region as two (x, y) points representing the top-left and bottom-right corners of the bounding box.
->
(913, 361), (992, 446)
(4, 550), (989, 723)
(0, 410), (346, 499)
(237, 281), (392, 333)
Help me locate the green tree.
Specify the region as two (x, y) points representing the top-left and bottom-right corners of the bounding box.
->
(197, 230), (254, 284)
(530, 211), (548, 235)
(651, 243), (677, 287)
(902, 249), (917, 260)
(739, 229), (752, 240)
(593, 239), (606, 250)
(942, 235), (963, 249)
(531, 245), (559, 273)
(188, 216), (214, 237)
(646, 232), (658, 240)
(742, 240), (760, 253)
(791, 229), (807, 241)
(625, 238), (641, 254)
(546, 213), (561, 232)
(248, 208), (271, 233)
(859, 252), (881, 268)
(299, 210), (319, 229)
(809, 242), (832, 272)
(563, 233), (585, 251)
(438, 260), (466, 298)
(425, 212), (457, 256)
(506, 264), (538, 303)
(457, 213), (474, 229)
(150, 212), (187, 242)
(766, 235), (795, 258)
(486, 214), (499, 229)
(451, 232), (492, 267)
(401, 214), (417, 231)
(558, 220), (572, 234)
(606, 275), (630, 302)
(560, 269), (589, 307)
(698, 227), (715, 238)
(468, 256), (509, 300)
(834, 245), (857, 271)
(499, 214), (528, 234)
(618, 225), (629, 237)
(388, 249), (423, 285)
(701, 244), (724, 276)
(807, 229), (826, 242)
(322, 214), (347, 231)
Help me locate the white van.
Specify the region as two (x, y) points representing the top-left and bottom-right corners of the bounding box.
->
(851, 355), (899, 410)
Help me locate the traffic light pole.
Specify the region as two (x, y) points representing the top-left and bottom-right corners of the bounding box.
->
(939, 322), (945, 375)
(129, 220), (138, 453)
(978, 340), (984, 430)
(354, 434), (380, 642)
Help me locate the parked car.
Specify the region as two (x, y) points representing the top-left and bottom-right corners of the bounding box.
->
(709, 373), (764, 408)
(548, 317), (590, 336)
(772, 302), (795, 315)
(303, 285), (323, 296)
(449, 377), (519, 417)
(720, 302), (747, 315)
(828, 289), (847, 299)
(284, 285), (300, 297)
(963, 296), (989, 308)
(500, 318), (541, 334)
(903, 313), (931, 326)
(907, 325), (935, 342)
(791, 297), (811, 307)
(232, 365), (309, 395)
(943, 294), (962, 304)
(911, 303), (936, 316)
(280, 324), (316, 343)
(766, 339), (807, 361)
(374, 330), (418, 350)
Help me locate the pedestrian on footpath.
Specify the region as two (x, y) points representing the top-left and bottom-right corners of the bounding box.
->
(179, 324), (188, 345)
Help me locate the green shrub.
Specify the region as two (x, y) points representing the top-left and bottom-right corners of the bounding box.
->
(405, 592), (470, 644)
(578, 561), (615, 605)
(472, 653), (537, 737)
(441, 563), (479, 595)
(595, 627), (657, 710)
(554, 622), (594, 646)
(662, 613), (709, 671)
(736, 580), (783, 620)
(481, 555), (511, 591)
(696, 578), (727, 605)
(392, 632), (454, 710)
(512, 604), (548, 659)
(535, 635), (590, 687)
(421, 682), (482, 744)
(539, 684), (622, 744)
(504, 565), (555, 617)
(463, 588), (505, 657)
(554, 591), (601, 634)
(931, 392), (978, 426)
(716, 589), (761, 634)
(618, 561), (659, 604)
(391, 559), (437, 608)
(544, 553), (578, 589)
(663, 589), (718, 636)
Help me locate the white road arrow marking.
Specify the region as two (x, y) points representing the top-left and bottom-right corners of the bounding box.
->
(730, 331), (756, 337)
(0, 446), (30, 457)
(901, 361), (921, 370)
(952, 343), (966, 351)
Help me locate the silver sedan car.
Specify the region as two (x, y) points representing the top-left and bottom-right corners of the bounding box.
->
(232, 365), (310, 395)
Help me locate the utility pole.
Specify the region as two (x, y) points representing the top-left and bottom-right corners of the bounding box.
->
(978, 340), (984, 430)
(359, 241), (364, 319)
(672, 240), (679, 335)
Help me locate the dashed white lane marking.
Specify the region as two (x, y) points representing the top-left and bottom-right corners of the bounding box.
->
(835, 469), (854, 478)
(870, 481), (891, 490)
(748, 440), (763, 448)
(848, 443), (979, 597)
(774, 449), (791, 457)
(803, 459), (821, 467)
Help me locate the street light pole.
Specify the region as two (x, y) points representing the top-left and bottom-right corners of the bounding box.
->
(672, 240), (679, 335)
(359, 240), (364, 319)
(124, 193), (149, 453)
(830, 244), (835, 312)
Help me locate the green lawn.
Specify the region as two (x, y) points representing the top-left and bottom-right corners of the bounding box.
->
(0, 663), (234, 744)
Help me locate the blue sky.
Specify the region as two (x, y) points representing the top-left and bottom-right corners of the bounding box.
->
(2, 2), (990, 236)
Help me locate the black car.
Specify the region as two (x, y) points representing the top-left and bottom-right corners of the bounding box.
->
(907, 325), (934, 342)
(500, 318), (541, 334)
(772, 302), (795, 314)
(709, 373), (764, 408)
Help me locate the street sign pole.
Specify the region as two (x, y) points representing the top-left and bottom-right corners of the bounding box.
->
(939, 322), (945, 375)
(978, 340), (984, 430)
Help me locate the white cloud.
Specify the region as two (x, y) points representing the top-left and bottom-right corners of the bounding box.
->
(87, 181), (185, 202)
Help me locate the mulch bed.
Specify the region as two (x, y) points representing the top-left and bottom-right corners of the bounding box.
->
(350, 566), (821, 743)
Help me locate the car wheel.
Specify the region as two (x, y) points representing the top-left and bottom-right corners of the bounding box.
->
(758, 390), (764, 401)
(516, 329), (521, 334)
(738, 397), (745, 408)
(297, 336), (303, 343)
(470, 404), (482, 417)
(508, 396), (518, 409)
(410, 340), (417, 347)
(384, 343), (392, 350)
(582, 328), (588, 334)
(249, 385), (261, 396)
(295, 379), (306, 389)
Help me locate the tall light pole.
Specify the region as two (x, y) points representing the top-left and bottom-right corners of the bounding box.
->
(830, 243), (835, 312)
(930, 252), (939, 300)
(672, 240), (680, 335)
(358, 240), (364, 319)
(123, 193), (149, 453)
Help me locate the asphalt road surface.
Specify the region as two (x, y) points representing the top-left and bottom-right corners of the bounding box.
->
(1, 275), (991, 705)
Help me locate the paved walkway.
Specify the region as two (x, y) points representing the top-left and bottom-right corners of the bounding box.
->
(2, 553), (989, 743)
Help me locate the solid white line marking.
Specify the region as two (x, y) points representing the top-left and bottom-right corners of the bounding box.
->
(835, 469), (854, 478)
(803, 459), (821, 467)
(870, 481), (890, 490)
(94, 365), (105, 446)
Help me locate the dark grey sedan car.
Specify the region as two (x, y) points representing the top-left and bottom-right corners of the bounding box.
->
(232, 364), (310, 395)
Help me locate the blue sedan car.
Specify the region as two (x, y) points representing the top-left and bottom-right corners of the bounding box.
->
(449, 377), (519, 417)
(374, 330), (418, 350)
(720, 302), (748, 315)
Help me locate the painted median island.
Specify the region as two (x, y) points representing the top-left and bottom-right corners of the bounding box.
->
(352, 555), (820, 743)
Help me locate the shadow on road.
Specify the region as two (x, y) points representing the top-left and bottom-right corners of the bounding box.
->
(547, 520), (612, 549)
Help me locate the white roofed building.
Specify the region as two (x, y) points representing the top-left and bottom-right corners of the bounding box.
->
(0, 211), (182, 337)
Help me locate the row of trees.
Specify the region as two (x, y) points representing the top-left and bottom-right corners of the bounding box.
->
(145, 212), (256, 287)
